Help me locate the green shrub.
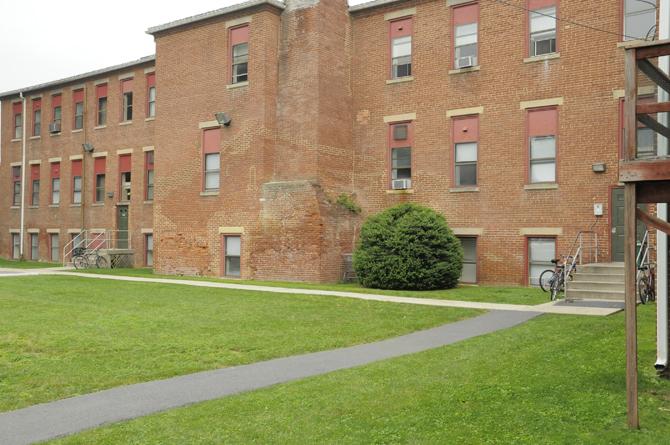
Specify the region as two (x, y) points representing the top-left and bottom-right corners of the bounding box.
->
(353, 203), (463, 290)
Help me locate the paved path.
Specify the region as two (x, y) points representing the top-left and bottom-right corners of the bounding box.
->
(38, 271), (622, 316)
(0, 310), (537, 445)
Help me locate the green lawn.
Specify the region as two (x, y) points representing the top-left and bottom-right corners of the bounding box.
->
(67, 268), (547, 305)
(51, 306), (670, 445)
(0, 258), (60, 269)
(0, 275), (478, 412)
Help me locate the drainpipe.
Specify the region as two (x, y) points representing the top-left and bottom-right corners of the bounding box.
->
(19, 92), (27, 258)
(656, 0), (669, 373)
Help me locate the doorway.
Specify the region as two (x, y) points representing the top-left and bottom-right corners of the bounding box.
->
(117, 205), (129, 249)
(611, 187), (647, 262)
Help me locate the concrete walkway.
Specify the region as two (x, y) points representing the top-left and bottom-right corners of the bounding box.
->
(0, 310), (537, 445)
(35, 271), (622, 316)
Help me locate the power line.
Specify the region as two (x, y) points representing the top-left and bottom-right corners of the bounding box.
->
(484, 0), (657, 42)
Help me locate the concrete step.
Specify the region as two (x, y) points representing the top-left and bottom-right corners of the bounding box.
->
(577, 263), (624, 275)
(571, 273), (625, 284)
(566, 289), (625, 301)
(567, 281), (625, 292)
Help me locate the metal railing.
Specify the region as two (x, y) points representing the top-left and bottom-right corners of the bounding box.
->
(62, 230), (131, 266)
(636, 230), (652, 269)
(563, 228), (599, 296)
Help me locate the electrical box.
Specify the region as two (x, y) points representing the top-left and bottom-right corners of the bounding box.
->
(594, 203), (604, 216)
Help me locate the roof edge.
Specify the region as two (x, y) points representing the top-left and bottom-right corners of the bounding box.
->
(0, 55), (156, 100)
(147, 0), (286, 35)
(349, 0), (408, 13)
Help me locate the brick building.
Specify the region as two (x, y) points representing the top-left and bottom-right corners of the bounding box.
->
(0, 0), (662, 285)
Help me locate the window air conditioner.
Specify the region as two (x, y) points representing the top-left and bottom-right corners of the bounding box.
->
(391, 179), (412, 190)
(49, 121), (61, 134)
(456, 56), (475, 69)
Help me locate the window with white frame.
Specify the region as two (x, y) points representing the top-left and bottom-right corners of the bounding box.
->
(455, 142), (478, 186)
(145, 234), (154, 266)
(12, 234), (20, 259)
(390, 18), (412, 79)
(453, 3), (479, 69)
(624, 0), (658, 41)
(528, 108), (558, 183)
(390, 122), (412, 186)
(30, 233), (39, 260)
(224, 235), (241, 277)
(50, 233), (59, 262)
(458, 237), (477, 283)
(528, 237), (555, 286)
(12, 166), (21, 206)
(529, 7), (557, 56)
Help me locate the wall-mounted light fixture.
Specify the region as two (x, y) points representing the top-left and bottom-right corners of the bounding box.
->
(592, 162), (606, 173)
(215, 112), (232, 127)
(82, 143), (95, 153)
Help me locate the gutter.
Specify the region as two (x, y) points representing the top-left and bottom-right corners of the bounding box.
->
(19, 92), (27, 258)
(656, 0), (669, 373)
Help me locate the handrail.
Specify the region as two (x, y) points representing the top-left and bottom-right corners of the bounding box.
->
(636, 230), (650, 268)
(62, 229), (132, 266)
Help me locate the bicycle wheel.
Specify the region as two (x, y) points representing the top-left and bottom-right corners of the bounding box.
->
(637, 275), (649, 304)
(539, 270), (554, 292)
(73, 256), (87, 270)
(550, 274), (564, 301)
(96, 256), (108, 269)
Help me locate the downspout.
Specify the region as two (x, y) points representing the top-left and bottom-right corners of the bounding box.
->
(656, 0), (669, 373)
(19, 92), (27, 258)
(81, 86), (87, 232)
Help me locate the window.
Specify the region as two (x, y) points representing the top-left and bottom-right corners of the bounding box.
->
(390, 18), (412, 79)
(52, 94), (62, 130)
(145, 151), (155, 201)
(121, 79), (133, 121)
(51, 162), (61, 205)
(453, 116), (479, 186)
(203, 128), (221, 192)
(146, 73), (156, 117)
(390, 122), (412, 186)
(624, 0), (657, 41)
(30, 164), (40, 206)
(529, 2), (557, 57)
(71, 160), (82, 204)
(528, 107), (558, 183)
(12, 166), (21, 206)
(12, 234), (20, 259)
(94, 157), (106, 203)
(50, 233), (59, 262)
(73, 89), (84, 130)
(30, 233), (39, 260)
(230, 26), (249, 84)
(96, 84), (108, 126)
(145, 234), (154, 266)
(32, 99), (41, 136)
(13, 102), (22, 139)
(453, 3), (479, 68)
(119, 155), (132, 201)
(71, 232), (85, 250)
(224, 235), (241, 277)
(458, 237), (477, 283)
(528, 237), (555, 285)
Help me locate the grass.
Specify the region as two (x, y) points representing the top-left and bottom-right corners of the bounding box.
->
(0, 258), (60, 269)
(0, 275), (478, 412)
(67, 268), (547, 305)
(51, 306), (670, 445)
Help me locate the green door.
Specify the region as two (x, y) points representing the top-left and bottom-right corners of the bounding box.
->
(117, 205), (129, 249)
(611, 188), (646, 262)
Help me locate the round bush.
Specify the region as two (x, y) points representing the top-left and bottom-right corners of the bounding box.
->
(353, 203), (463, 290)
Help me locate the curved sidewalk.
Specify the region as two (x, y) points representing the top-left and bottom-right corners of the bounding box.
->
(28, 271), (623, 316)
(0, 310), (537, 445)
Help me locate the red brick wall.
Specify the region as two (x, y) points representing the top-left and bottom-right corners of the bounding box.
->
(0, 63), (155, 265)
(350, 0), (626, 285)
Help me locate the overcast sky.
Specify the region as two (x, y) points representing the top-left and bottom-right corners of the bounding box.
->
(0, 0), (368, 93)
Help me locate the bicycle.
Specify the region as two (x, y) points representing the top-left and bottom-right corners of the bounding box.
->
(539, 256), (576, 301)
(72, 248), (108, 269)
(637, 261), (656, 304)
